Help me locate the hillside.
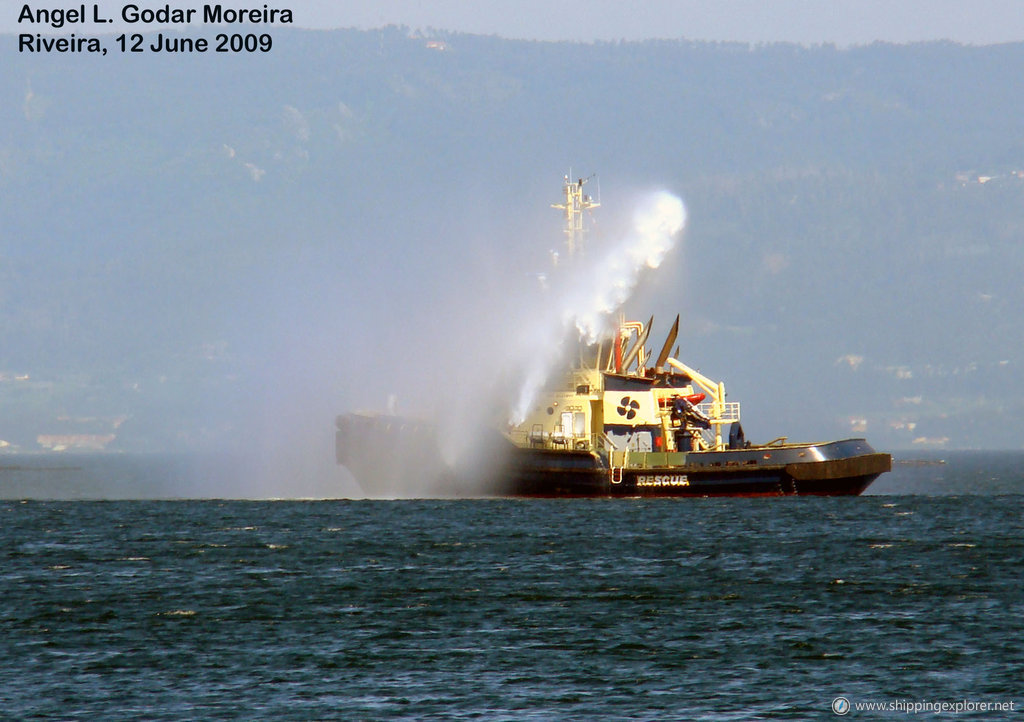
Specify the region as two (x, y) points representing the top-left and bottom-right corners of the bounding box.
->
(1, 28), (1023, 451)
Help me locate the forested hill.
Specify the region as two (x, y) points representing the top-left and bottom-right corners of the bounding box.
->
(1, 29), (1023, 451)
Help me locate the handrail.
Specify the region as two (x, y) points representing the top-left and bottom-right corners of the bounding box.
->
(506, 429), (611, 453)
(695, 401), (741, 423)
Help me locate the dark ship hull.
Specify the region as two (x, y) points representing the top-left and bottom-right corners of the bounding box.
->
(336, 414), (890, 497)
(502, 438), (890, 498)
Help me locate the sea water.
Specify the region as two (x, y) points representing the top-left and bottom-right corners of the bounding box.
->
(1, 453), (1021, 720)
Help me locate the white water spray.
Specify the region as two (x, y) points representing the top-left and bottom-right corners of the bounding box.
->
(510, 190), (687, 423)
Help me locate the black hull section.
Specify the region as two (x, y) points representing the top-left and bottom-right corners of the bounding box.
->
(335, 414), (890, 498)
(499, 439), (891, 498)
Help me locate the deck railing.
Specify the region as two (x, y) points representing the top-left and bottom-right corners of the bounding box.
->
(507, 427), (615, 453)
(696, 401), (741, 424)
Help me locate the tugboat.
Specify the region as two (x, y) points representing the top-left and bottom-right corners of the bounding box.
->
(335, 176), (891, 497)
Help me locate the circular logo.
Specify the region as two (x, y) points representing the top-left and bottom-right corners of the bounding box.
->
(832, 697), (851, 716)
(617, 396), (640, 420)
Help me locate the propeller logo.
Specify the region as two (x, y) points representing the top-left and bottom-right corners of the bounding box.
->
(617, 396), (640, 420)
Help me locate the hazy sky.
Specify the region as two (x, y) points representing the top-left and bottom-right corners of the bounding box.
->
(299, 0), (1024, 45)
(8, 0), (1024, 45)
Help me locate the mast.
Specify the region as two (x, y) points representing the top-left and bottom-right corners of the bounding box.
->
(551, 173), (602, 372)
(551, 174), (599, 259)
